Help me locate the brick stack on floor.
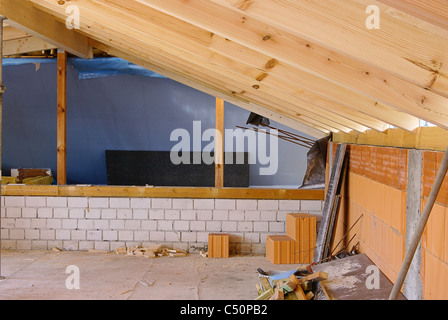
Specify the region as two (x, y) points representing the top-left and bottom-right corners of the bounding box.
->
(266, 213), (317, 264)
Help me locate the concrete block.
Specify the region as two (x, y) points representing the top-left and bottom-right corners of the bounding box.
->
(10, 229), (25, 240)
(25, 229), (40, 240)
(6, 207), (21, 218)
(118, 231), (133, 241)
(228, 210), (245, 221)
(79, 241), (94, 251)
(149, 231), (165, 242)
(301, 200), (323, 212)
(16, 219), (31, 229)
(132, 209), (148, 220)
(109, 198), (130, 209)
(25, 197), (46, 207)
(86, 208), (101, 219)
(258, 200), (279, 211)
(69, 209), (84, 219)
(124, 220), (140, 230)
(148, 209), (164, 220)
(62, 241), (79, 251)
(173, 220), (189, 231)
(260, 211), (277, 222)
(172, 199), (193, 209)
(180, 210), (196, 220)
(62, 219), (78, 230)
(94, 241), (110, 252)
(117, 209), (132, 219)
(71, 230), (86, 240)
(237, 221), (253, 232)
(47, 197), (67, 208)
(194, 199), (215, 210)
(165, 209), (180, 220)
(190, 221), (206, 231)
(93, 219), (109, 230)
(134, 231), (150, 241)
(141, 220), (157, 231)
(87, 230), (102, 241)
(151, 198), (172, 209)
(244, 210), (260, 221)
(279, 200), (300, 211)
(31, 219), (46, 229)
(55, 229), (71, 240)
(101, 209), (117, 219)
(102, 231), (118, 241)
(180, 231), (197, 242)
(17, 240), (32, 250)
(37, 208), (53, 218)
(68, 197), (88, 208)
(253, 221), (269, 232)
(46, 219), (62, 229)
(158, 220), (173, 231)
(212, 210), (229, 221)
(5, 196), (25, 207)
(78, 219), (94, 230)
(222, 221), (237, 232)
(206, 221), (222, 232)
(244, 232), (260, 243)
(130, 198), (150, 209)
(2, 218), (15, 228)
(236, 199), (257, 210)
(53, 208), (69, 219)
(22, 208), (37, 218)
(165, 232), (181, 242)
(88, 197), (109, 209)
(40, 229), (55, 240)
(215, 199), (235, 210)
(269, 222), (285, 233)
(197, 210), (212, 221)
(110, 220), (125, 230)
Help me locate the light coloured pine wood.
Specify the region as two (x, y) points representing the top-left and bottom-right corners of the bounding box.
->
(0, 0), (92, 59)
(215, 98), (224, 188)
(1, 185), (325, 200)
(57, 49), (67, 186)
(4, 36), (56, 55)
(135, 0), (448, 129)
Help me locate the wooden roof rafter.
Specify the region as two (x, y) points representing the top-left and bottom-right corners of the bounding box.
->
(0, 0), (447, 139)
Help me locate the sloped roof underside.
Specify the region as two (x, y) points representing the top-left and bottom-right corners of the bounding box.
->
(1, 0), (448, 139)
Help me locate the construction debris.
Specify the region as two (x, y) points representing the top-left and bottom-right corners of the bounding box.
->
(255, 267), (328, 301)
(115, 244), (188, 258)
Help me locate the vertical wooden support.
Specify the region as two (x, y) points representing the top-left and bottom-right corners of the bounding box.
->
(215, 98), (224, 188)
(57, 49), (67, 185)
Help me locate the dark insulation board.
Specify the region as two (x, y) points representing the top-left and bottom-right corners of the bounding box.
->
(106, 150), (249, 187)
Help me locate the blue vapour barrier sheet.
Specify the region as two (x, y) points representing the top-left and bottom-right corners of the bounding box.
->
(3, 57), (166, 80)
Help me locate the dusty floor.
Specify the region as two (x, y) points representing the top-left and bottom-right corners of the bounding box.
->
(0, 249), (301, 300)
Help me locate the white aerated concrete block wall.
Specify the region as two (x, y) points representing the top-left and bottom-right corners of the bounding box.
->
(1, 196), (323, 254)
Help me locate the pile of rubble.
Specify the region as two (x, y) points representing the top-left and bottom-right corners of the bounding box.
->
(115, 244), (188, 258)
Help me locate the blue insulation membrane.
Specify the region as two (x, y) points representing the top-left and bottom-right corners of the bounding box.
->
(4, 57), (167, 80)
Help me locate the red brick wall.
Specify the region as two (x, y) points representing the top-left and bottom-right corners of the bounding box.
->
(330, 144), (448, 299)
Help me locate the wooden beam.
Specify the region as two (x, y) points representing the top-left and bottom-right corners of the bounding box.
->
(4, 36), (56, 55)
(137, 0), (448, 129)
(0, 0), (92, 59)
(333, 126), (448, 151)
(1, 185), (326, 200)
(376, 0), (448, 31)
(57, 49), (67, 185)
(215, 98), (224, 188)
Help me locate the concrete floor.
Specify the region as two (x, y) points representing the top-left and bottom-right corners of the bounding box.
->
(0, 250), (299, 300)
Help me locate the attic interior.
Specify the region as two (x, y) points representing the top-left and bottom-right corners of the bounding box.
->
(0, 0), (447, 302)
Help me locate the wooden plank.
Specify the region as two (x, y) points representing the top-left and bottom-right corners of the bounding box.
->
(4, 36), (56, 55)
(215, 98), (224, 188)
(57, 49), (67, 186)
(334, 127), (448, 152)
(0, 0), (92, 59)
(313, 144), (347, 263)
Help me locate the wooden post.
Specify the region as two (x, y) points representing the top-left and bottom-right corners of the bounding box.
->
(57, 49), (67, 185)
(215, 97), (224, 188)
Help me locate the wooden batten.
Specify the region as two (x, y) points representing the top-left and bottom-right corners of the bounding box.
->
(215, 97), (224, 188)
(57, 49), (67, 186)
